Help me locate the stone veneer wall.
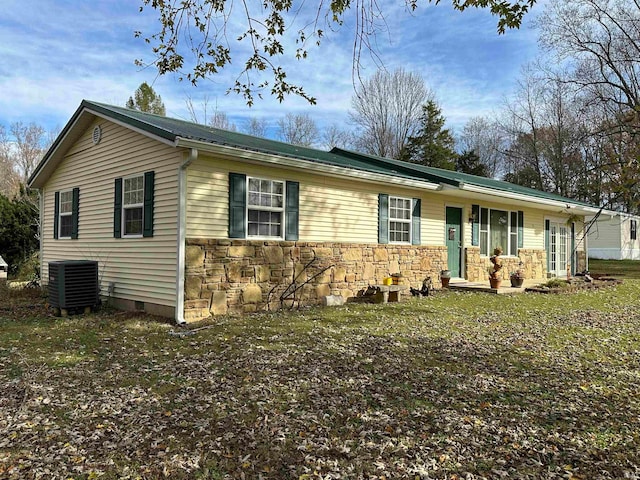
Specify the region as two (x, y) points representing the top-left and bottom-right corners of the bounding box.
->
(464, 247), (547, 282)
(184, 239), (448, 321)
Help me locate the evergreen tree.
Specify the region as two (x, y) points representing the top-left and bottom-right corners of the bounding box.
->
(400, 100), (457, 170)
(126, 82), (166, 115)
(456, 150), (490, 177)
(0, 192), (39, 275)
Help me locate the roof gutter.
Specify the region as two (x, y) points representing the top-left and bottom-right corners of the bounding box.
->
(459, 183), (602, 214)
(175, 148), (198, 324)
(175, 138), (443, 192)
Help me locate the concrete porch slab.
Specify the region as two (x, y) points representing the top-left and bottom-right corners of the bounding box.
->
(447, 278), (547, 295)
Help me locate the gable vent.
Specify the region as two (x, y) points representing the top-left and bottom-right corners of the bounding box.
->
(92, 125), (102, 145)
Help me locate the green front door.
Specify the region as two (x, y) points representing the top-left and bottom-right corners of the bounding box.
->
(446, 207), (463, 278)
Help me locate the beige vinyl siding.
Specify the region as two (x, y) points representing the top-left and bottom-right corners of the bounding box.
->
(587, 216), (621, 250)
(186, 153), (577, 249)
(448, 198), (546, 254)
(188, 154), (423, 243)
(41, 119), (182, 308)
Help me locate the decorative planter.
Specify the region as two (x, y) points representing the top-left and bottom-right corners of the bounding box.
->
(510, 277), (524, 288)
(489, 277), (502, 289)
(440, 270), (451, 288)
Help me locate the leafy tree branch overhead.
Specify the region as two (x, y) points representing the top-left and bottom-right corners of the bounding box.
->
(136, 0), (536, 105)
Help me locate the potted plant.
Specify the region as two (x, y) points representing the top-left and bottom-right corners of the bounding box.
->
(510, 262), (525, 288)
(440, 269), (451, 288)
(488, 246), (503, 289)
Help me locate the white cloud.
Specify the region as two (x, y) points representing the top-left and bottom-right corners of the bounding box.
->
(0, 0), (543, 140)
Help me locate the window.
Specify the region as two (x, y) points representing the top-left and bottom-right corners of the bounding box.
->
(58, 190), (73, 238)
(389, 196), (412, 243)
(479, 207), (520, 256)
(54, 187), (79, 240)
(247, 177), (284, 238)
(123, 175), (144, 236)
(632, 220), (637, 240)
(114, 171), (154, 239)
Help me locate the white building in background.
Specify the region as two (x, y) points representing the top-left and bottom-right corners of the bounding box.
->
(587, 212), (640, 260)
(0, 255), (7, 281)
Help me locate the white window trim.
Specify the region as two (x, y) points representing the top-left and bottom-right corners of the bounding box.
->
(246, 176), (286, 240)
(58, 189), (73, 239)
(479, 207), (520, 257)
(388, 195), (412, 245)
(122, 173), (144, 238)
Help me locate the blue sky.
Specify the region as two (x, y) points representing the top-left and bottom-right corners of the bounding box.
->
(0, 0), (543, 140)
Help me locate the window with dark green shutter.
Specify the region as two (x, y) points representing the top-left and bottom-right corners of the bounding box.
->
(477, 206), (523, 256)
(114, 171), (154, 238)
(57, 190), (74, 238)
(229, 174), (300, 240)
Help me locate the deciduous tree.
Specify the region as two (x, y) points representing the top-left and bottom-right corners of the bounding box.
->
(136, 0), (535, 105)
(350, 69), (431, 159)
(277, 113), (319, 147)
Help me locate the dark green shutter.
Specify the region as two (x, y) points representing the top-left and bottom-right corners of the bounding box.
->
(518, 210), (524, 248)
(143, 171), (155, 238)
(378, 194), (389, 244)
(114, 178), (122, 238)
(571, 222), (576, 275)
(471, 204), (480, 246)
(285, 181), (299, 241)
(53, 191), (60, 240)
(71, 187), (79, 239)
(544, 219), (550, 273)
(229, 173), (246, 238)
(412, 198), (421, 245)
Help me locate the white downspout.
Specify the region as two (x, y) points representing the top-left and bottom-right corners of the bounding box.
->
(175, 148), (198, 324)
(38, 189), (44, 283)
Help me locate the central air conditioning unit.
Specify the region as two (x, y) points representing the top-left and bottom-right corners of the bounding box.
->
(48, 260), (99, 312)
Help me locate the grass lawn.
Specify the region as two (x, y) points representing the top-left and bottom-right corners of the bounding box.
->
(589, 258), (640, 279)
(2, 281), (640, 479)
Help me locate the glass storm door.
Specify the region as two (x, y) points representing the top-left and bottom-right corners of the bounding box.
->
(549, 222), (569, 277)
(446, 207), (463, 278)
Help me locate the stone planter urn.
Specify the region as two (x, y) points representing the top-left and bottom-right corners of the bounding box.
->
(488, 246), (503, 289)
(440, 269), (451, 288)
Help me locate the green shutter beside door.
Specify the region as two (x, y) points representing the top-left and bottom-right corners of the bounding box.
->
(378, 194), (389, 244)
(285, 181), (299, 241)
(412, 198), (421, 245)
(53, 191), (60, 240)
(544, 219), (550, 273)
(71, 187), (79, 239)
(471, 204), (480, 246)
(114, 178), (122, 238)
(143, 171), (155, 238)
(229, 173), (247, 238)
(518, 210), (524, 249)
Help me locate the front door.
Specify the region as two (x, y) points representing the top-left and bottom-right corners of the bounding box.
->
(446, 207), (463, 278)
(548, 222), (569, 277)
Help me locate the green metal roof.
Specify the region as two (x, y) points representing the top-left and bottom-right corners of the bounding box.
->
(28, 100), (599, 210)
(331, 148), (597, 208)
(78, 101), (446, 184)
